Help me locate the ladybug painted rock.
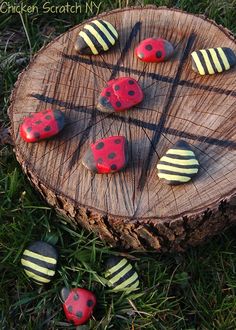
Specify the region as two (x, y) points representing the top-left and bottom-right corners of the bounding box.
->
(135, 37), (174, 63)
(20, 109), (65, 143)
(61, 287), (96, 326)
(82, 136), (128, 174)
(21, 241), (58, 285)
(97, 77), (144, 113)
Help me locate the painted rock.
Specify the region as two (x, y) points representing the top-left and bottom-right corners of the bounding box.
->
(82, 136), (128, 174)
(191, 47), (236, 75)
(157, 140), (199, 185)
(20, 109), (65, 143)
(61, 287), (96, 326)
(75, 19), (118, 55)
(21, 241), (58, 285)
(104, 256), (139, 292)
(97, 77), (144, 113)
(135, 37), (174, 63)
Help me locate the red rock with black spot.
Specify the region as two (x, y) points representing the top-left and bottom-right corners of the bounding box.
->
(61, 287), (96, 326)
(82, 136), (128, 174)
(19, 109), (65, 143)
(97, 77), (144, 113)
(135, 37), (174, 63)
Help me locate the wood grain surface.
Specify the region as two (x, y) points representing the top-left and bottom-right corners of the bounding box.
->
(9, 7), (236, 251)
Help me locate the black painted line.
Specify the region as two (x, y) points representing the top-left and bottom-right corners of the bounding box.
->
(109, 21), (142, 80)
(138, 32), (197, 190)
(63, 54), (236, 97)
(30, 93), (236, 149)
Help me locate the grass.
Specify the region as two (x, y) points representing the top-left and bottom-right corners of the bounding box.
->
(1, 0), (236, 329)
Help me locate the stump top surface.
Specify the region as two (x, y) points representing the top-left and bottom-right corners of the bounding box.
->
(10, 7), (236, 222)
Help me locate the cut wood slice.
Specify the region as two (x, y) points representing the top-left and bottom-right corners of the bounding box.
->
(8, 7), (236, 251)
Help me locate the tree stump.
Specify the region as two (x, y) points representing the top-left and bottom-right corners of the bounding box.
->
(8, 7), (236, 252)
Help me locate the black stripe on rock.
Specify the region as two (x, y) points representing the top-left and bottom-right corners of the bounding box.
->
(83, 29), (104, 53)
(206, 49), (218, 73)
(89, 22), (113, 48)
(111, 268), (136, 287)
(162, 154), (196, 160)
(158, 169), (195, 177)
(21, 255), (56, 270)
(23, 266), (53, 280)
(105, 260), (129, 281)
(158, 161), (199, 169)
(215, 48), (226, 71)
(196, 50), (208, 75)
(98, 20), (117, 40)
(222, 47), (236, 67)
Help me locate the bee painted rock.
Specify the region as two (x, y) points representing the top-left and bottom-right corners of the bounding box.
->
(104, 256), (139, 292)
(75, 19), (118, 55)
(191, 47), (236, 75)
(157, 140), (199, 185)
(82, 136), (128, 174)
(20, 109), (65, 143)
(21, 241), (58, 285)
(61, 287), (96, 326)
(135, 37), (174, 63)
(97, 77), (144, 113)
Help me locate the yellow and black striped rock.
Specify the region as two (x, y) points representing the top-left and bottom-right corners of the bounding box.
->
(157, 140), (199, 185)
(75, 19), (118, 55)
(104, 256), (139, 292)
(21, 241), (58, 285)
(191, 47), (236, 75)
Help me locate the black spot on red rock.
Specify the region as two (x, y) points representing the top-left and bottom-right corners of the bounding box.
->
(35, 120), (42, 125)
(27, 127), (32, 132)
(116, 101), (121, 107)
(96, 142), (104, 150)
(106, 91), (111, 97)
(76, 311), (83, 318)
(114, 85), (120, 91)
(128, 80), (134, 85)
(156, 51), (162, 58)
(114, 139), (121, 144)
(73, 294), (79, 301)
(34, 132), (40, 139)
(68, 305), (73, 312)
(128, 91), (135, 96)
(87, 300), (94, 307)
(145, 44), (153, 51)
(110, 164), (117, 171)
(44, 126), (51, 131)
(45, 115), (52, 120)
(108, 152), (116, 159)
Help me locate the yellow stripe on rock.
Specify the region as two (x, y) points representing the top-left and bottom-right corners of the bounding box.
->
(158, 173), (191, 182)
(105, 258), (127, 277)
(217, 47), (230, 70)
(208, 48), (223, 72)
(23, 250), (57, 264)
(24, 270), (51, 284)
(160, 156), (199, 166)
(157, 164), (199, 174)
(21, 259), (55, 276)
(200, 49), (214, 74)
(93, 20), (116, 45)
(166, 149), (194, 156)
(84, 24), (109, 51)
(79, 31), (98, 55)
(103, 20), (119, 38)
(191, 51), (205, 75)
(109, 264), (133, 284)
(114, 272), (139, 290)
